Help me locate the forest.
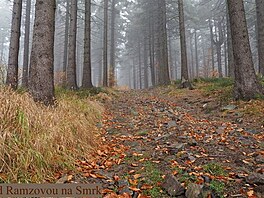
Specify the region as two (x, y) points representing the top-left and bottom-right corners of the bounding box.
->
(0, 0), (263, 197)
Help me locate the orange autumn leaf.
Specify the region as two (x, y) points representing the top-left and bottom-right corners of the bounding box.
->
(89, 173), (106, 179)
(128, 179), (138, 186)
(118, 193), (132, 198)
(102, 189), (114, 194)
(138, 194), (151, 198)
(113, 175), (120, 181)
(104, 193), (118, 198)
(141, 184), (153, 190)
(133, 174), (141, 179)
(105, 161), (113, 167)
(247, 190), (254, 197)
(129, 187), (141, 192)
(129, 170), (136, 174)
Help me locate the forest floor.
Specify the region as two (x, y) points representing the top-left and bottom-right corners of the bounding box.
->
(61, 80), (264, 198)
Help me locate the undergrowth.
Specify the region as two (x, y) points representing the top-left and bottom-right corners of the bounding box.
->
(195, 78), (234, 105)
(0, 87), (104, 183)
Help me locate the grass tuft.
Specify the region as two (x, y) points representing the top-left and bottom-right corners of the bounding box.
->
(0, 87), (103, 182)
(209, 180), (225, 198)
(203, 163), (227, 177)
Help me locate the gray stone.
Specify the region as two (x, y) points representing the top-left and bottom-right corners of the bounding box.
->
(172, 143), (185, 150)
(56, 174), (69, 183)
(199, 186), (215, 198)
(246, 129), (258, 134)
(221, 105), (237, 111)
(236, 118), (243, 123)
(168, 143), (186, 154)
(118, 180), (133, 195)
(188, 155), (196, 162)
(215, 127), (226, 134)
(202, 175), (211, 183)
(162, 174), (185, 196)
(185, 183), (202, 198)
(256, 155), (264, 164)
(254, 185), (264, 197)
(168, 120), (177, 128)
(188, 138), (198, 146)
(246, 173), (264, 185)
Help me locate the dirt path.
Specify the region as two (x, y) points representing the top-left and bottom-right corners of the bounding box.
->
(74, 89), (263, 198)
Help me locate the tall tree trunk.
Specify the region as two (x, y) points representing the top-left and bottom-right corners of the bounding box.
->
(213, 19), (224, 78)
(209, 20), (215, 74)
(0, 34), (4, 62)
(82, 0), (93, 88)
(109, 0), (116, 87)
(256, 0), (264, 76)
(226, 7), (235, 78)
(224, 25), (228, 77)
(138, 40), (142, 89)
(149, 24), (155, 87)
(29, 0), (55, 105)
(103, 0), (108, 87)
(194, 29), (199, 78)
(168, 33), (174, 80)
(98, 47), (103, 86)
(159, 0), (170, 85)
(227, 0), (263, 100)
(62, 0), (69, 85)
(178, 0), (192, 89)
(133, 57), (136, 89)
(224, 41), (228, 77)
(21, 0), (31, 88)
(6, 0), (22, 89)
(190, 32), (194, 79)
(216, 44), (223, 78)
(144, 37), (148, 88)
(66, 0), (78, 89)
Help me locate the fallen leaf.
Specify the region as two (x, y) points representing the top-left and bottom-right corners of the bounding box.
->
(133, 174), (141, 179)
(129, 170), (135, 174)
(102, 189), (114, 194)
(247, 190), (254, 196)
(129, 187), (141, 192)
(67, 175), (73, 181)
(141, 184), (153, 190)
(128, 179), (138, 186)
(113, 175), (119, 181)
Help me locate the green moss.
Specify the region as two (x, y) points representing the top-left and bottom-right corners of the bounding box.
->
(203, 163), (227, 176)
(210, 180), (225, 198)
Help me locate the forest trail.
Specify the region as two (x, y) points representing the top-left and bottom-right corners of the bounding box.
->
(73, 88), (263, 198)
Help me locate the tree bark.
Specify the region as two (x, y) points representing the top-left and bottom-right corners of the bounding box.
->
(194, 29), (199, 78)
(143, 37), (148, 88)
(178, 0), (192, 89)
(109, 0), (116, 87)
(226, 8), (235, 78)
(159, 0), (170, 85)
(66, 0), (78, 89)
(256, 0), (264, 76)
(212, 18), (224, 78)
(227, 0), (263, 100)
(82, 0), (93, 88)
(21, 0), (31, 88)
(6, 0), (22, 89)
(209, 19), (215, 74)
(103, 0), (108, 87)
(62, 0), (69, 85)
(138, 39), (142, 89)
(29, 0), (55, 105)
(149, 21), (155, 87)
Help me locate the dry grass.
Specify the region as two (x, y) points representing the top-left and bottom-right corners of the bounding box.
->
(0, 87), (103, 183)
